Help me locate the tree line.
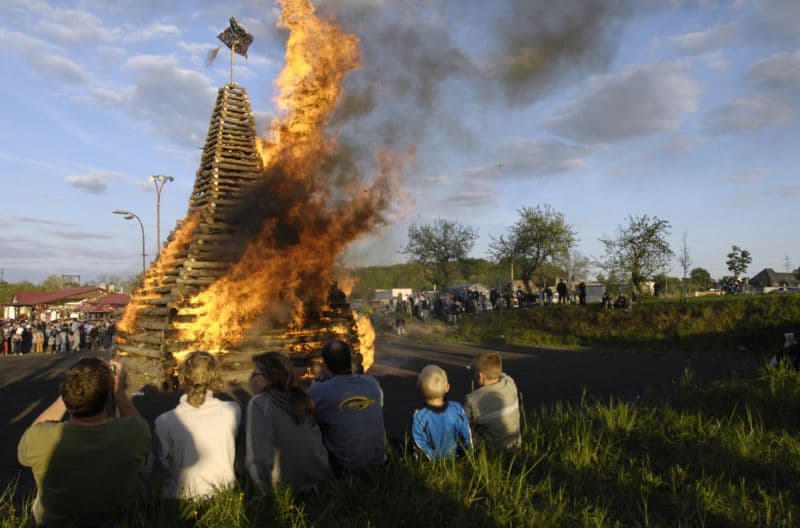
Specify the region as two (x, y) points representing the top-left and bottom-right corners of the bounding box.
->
(395, 204), (778, 296)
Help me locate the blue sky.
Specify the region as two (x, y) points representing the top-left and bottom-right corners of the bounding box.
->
(0, 0), (798, 284)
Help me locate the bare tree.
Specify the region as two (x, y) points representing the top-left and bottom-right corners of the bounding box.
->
(677, 230), (691, 299)
(557, 249), (590, 289)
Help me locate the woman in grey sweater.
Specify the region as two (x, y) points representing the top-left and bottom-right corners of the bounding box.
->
(246, 352), (332, 492)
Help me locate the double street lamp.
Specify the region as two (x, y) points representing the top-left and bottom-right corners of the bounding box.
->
(112, 210), (146, 275)
(149, 175), (174, 256)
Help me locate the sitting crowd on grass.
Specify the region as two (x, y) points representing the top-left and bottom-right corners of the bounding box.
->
(16, 342), (520, 526)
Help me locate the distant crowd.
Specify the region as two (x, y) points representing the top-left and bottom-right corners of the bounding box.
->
(392, 280), (637, 331)
(2, 318), (116, 356)
(17, 340), (519, 526)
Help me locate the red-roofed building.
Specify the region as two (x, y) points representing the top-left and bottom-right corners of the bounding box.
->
(3, 287), (107, 321)
(73, 293), (131, 315)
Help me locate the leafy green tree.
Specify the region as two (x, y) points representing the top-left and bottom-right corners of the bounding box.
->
(401, 218), (478, 290)
(41, 275), (64, 291)
(599, 214), (673, 294)
(689, 267), (714, 291)
(726, 245), (752, 278)
(489, 204), (576, 293)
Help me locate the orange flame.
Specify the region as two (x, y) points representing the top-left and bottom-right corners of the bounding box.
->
(118, 213), (200, 334)
(176, 0), (398, 368)
(355, 313), (375, 372)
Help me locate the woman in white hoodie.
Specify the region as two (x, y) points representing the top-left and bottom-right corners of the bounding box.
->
(152, 351), (241, 498)
(246, 352), (332, 492)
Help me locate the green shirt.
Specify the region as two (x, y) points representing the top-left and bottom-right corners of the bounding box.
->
(18, 417), (151, 526)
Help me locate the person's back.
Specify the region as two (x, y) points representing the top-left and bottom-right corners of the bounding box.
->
(308, 340), (385, 471)
(412, 365), (472, 459)
(309, 373), (385, 469)
(247, 390), (331, 491)
(19, 417), (150, 525)
(464, 353), (521, 449)
(153, 352), (240, 499)
(246, 352), (332, 491)
(17, 357), (150, 526)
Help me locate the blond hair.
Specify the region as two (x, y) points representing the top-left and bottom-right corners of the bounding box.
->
(473, 353), (502, 381)
(417, 365), (448, 399)
(180, 351), (219, 407)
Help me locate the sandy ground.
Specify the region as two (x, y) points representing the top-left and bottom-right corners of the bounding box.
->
(0, 336), (759, 498)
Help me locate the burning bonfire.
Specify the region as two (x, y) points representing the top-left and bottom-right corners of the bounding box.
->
(117, 1), (393, 387)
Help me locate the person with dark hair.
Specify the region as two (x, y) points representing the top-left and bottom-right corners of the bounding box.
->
(151, 352), (240, 498)
(557, 280), (568, 304)
(308, 339), (386, 472)
(246, 352), (332, 491)
(17, 357), (150, 526)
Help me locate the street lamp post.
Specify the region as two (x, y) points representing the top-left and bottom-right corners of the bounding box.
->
(113, 210), (146, 275)
(148, 175), (174, 256)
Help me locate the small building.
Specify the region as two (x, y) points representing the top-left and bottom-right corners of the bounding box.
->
(373, 288), (413, 305)
(749, 268), (800, 291)
(3, 287), (106, 321)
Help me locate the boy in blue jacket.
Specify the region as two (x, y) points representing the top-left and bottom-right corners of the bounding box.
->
(412, 365), (472, 459)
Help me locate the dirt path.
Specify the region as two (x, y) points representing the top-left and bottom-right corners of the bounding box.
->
(0, 338), (759, 497)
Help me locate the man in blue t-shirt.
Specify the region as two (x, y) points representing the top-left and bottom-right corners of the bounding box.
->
(308, 340), (386, 472)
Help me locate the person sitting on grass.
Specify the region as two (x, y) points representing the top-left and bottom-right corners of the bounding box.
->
(464, 353), (521, 449)
(308, 339), (386, 473)
(412, 365), (472, 459)
(151, 351), (240, 499)
(246, 352), (332, 492)
(17, 358), (150, 527)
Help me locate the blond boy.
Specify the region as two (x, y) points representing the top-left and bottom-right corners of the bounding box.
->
(464, 353), (521, 448)
(411, 365), (472, 459)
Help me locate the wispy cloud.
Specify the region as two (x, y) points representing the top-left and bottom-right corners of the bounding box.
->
(667, 22), (738, 54)
(704, 96), (792, 134)
(42, 229), (114, 240)
(65, 170), (124, 194)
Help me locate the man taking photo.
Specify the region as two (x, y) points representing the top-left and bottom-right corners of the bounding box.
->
(18, 357), (150, 526)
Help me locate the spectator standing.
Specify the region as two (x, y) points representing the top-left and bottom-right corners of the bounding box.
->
(308, 340), (386, 472)
(412, 365), (472, 459)
(151, 352), (240, 498)
(17, 358), (150, 526)
(246, 352), (331, 491)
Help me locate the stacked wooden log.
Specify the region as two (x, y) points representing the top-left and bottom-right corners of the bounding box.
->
(116, 83), (362, 389)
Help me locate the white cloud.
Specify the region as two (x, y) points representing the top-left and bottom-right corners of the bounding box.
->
(721, 167), (769, 184)
(745, 49), (800, 99)
(0, 28), (88, 84)
(123, 21), (181, 42)
(498, 138), (589, 176)
(704, 96), (792, 133)
(667, 22), (738, 54)
(32, 7), (117, 46)
(65, 171), (124, 194)
(93, 54), (217, 148)
(749, 0), (800, 44)
(440, 180), (498, 209)
(661, 134), (704, 152)
(546, 62), (700, 144)
(42, 229), (114, 240)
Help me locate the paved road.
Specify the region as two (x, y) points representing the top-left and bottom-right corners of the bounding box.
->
(0, 339), (758, 498)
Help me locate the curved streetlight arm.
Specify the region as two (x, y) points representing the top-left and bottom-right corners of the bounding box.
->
(148, 175), (174, 256)
(113, 210), (146, 275)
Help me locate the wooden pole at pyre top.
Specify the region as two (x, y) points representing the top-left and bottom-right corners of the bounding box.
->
(211, 17), (254, 85)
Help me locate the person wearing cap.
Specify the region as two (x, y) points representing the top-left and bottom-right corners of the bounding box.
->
(308, 339), (386, 472)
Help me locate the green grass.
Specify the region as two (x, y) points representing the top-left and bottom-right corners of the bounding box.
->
(431, 294), (800, 355)
(5, 367), (800, 526)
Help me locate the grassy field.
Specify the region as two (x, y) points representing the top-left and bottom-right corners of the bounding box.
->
(423, 294), (800, 356)
(4, 366), (800, 527)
